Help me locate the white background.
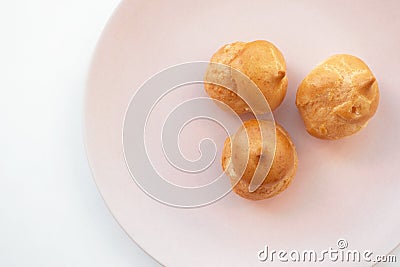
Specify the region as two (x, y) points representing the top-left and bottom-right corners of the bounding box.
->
(1, 1), (158, 266)
(1, 0), (398, 266)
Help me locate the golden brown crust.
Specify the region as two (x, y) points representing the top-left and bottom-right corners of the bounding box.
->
(204, 40), (287, 114)
(221, 120), (298, 200)
(296, 54), (380, 139)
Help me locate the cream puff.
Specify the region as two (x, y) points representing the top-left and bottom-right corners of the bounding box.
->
(204, 40), (288, 114)
(222, 120), (298, 200)
(296, 54), (380, 139)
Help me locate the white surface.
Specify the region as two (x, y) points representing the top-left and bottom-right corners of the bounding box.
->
(1, 1), (158, 266)
(85, 0), (400, 266)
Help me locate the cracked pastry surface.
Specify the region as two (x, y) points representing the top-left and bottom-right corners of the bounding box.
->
(296, 54), (380, 140)
(221, 120), (298, 200)
(204, 40), (288, 114)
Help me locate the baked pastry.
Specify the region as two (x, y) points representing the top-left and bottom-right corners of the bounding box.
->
(204, 40), (288, 114)
(222, 120), (298, 200)
(296, 54), (380, 139)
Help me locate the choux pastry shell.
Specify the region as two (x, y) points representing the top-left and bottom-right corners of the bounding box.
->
(205, 40), (288, 114)
(296, 54), (379, 139)
(222, 120), (298, 200)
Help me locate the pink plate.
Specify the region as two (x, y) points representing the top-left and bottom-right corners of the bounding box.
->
(85, 0), (400, 265)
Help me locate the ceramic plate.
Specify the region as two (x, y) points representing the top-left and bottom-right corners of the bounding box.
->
(85, 0), (400, 265)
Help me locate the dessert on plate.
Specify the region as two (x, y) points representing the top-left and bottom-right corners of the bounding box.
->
(296, 54), (380, 139)
(222, 120), (298, 200)
(204, 40), (288, 114)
